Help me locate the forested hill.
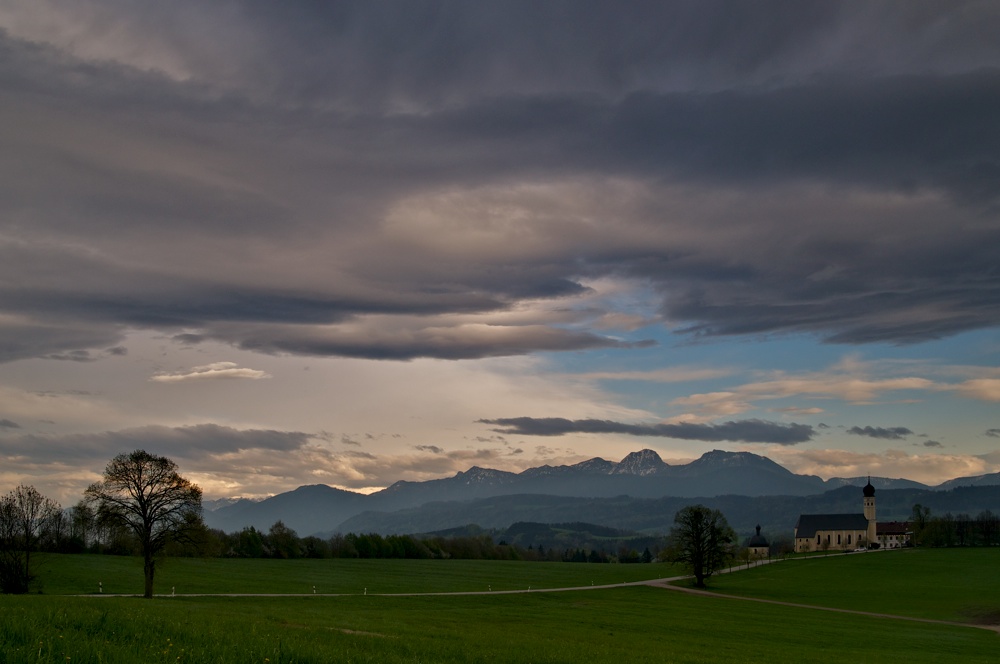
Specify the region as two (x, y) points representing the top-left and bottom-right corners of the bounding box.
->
(332, 485), (1000, 539)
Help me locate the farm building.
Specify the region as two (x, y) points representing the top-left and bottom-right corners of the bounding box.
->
(876, 520), (911, 549)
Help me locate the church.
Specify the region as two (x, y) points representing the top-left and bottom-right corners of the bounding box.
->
(794, 479), (877, 553)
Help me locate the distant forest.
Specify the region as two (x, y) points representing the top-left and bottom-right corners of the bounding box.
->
(14, 503), (1000, 566)
(38, 513), (664, 564)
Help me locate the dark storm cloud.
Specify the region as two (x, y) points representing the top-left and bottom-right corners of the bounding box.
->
(923, 440), (943, 448)
(847, 426), (914, 440)
(614, 72), (1000, 200)
(0, 424), (312, 464)
(40, 344), (125, 361)
(0, 252), (507, 328)
(0, 419), (20, 430)
(228, 324), (646, 361)
(218, 1), (1000, 108)
(1, 2), (999, 362)
(0, 319), (126, 364)
(13, 2), (996, 110)
(172, 334), (207, 346)
(42, 350), (98, 362)
(393, 70), (1000, 206)
(479, 417), (814, 444)
(986, 429), (1000, 438)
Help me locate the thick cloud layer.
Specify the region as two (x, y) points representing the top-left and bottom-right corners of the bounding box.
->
(1, 2), (998, 363)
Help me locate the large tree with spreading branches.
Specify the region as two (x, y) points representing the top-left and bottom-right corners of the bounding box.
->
(667, 504), (735, 588)
(85, 450), (202, 598)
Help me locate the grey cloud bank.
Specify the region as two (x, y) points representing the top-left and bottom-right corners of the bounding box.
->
(480, 417), (815, 445)
(1, 3), (998, 363)
(0, 425), (312, 463)
(848, 426), (915, 440)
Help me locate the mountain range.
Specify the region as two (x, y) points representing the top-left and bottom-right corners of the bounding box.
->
(202, 449), (1000, 537)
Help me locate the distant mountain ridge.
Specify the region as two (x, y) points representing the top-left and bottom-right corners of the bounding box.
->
(337, 485), (1000, 539)
(202, 448), (1000, 536)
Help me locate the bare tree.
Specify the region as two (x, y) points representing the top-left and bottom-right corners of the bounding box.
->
(0, 485), (61, 593)
(911, 504), (931, 546)
(70, 501), (96, 550)
(85, 450), (202, 598)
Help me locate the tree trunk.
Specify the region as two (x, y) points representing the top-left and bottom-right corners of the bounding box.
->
(143, 554), (155, 599)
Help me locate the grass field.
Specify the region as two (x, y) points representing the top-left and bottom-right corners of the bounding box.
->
(0, 550), (997, 663)
(30, 554), (683, 595)
(710, 548), (1000, 624)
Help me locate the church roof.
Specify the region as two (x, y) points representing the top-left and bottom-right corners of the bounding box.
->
(748, 524), (768, 547)
(795, 513), (869, 538)
(877, 521), (910, 535)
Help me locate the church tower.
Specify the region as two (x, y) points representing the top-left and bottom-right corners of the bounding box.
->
(863, 477), (876, 546)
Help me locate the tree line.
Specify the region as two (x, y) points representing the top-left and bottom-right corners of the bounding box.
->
(164, 520), (657, 564)
(3, 497), (664, 566)
(910, 504), (999, 547)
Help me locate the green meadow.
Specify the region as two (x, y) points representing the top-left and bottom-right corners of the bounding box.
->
(709, 547), (1000, 624)
(29, 554), (683, 595)
(0, 550), (997, 663)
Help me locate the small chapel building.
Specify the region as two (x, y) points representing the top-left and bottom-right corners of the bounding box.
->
(747, 524), (769, 558)
(794, 479), (878, 553)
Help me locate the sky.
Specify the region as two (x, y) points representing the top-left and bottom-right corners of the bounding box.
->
(1, 1), (999, 506)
